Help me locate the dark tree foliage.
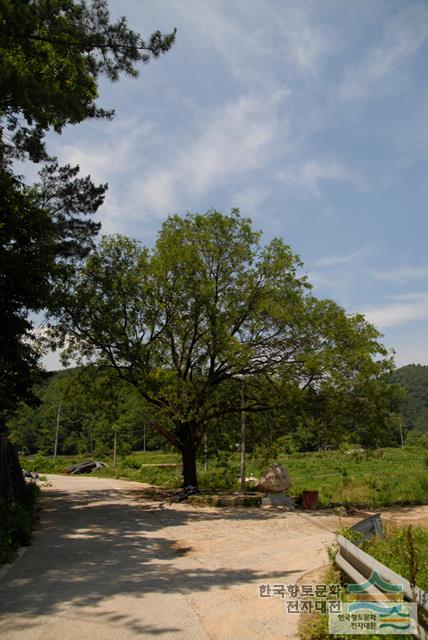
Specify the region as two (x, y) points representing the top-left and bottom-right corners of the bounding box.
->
(0, 162), (108, 421)
(31, 159), (107, 262)
(0, 0), (176, 161)
(389, 364), (428, 433)
(0, 0), (175, 425)
(0, 169), (54, 417)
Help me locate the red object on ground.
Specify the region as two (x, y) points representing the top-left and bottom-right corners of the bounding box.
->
(302, 490), (319, 509)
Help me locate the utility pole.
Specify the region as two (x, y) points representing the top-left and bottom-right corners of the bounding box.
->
(53, 403), (61, 462)
(399, 416), (404, 448)
(240, 382), (246, 494)
(143, 424), (146, 452)
(203, 430), (208, 472)
(113, 430), (117, 467)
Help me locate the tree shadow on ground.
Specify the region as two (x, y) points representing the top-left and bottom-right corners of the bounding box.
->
(0, 486), (301, 637)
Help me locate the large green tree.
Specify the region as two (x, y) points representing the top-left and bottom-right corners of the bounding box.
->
(0, 0), (175, 424)
(51, 209), (395, 487)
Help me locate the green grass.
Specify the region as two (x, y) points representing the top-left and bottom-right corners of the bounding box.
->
(362, 524), (428, 592)
(273, 446), (428, 508)
(21, 445), (428, 508)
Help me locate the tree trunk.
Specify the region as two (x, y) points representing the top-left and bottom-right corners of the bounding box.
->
(181, 440), (198, 489)
(0, 431), (26, 502)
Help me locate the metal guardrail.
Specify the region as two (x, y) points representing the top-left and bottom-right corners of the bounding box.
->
(336, 518), (428, 640)
(349, 512), (383, 544)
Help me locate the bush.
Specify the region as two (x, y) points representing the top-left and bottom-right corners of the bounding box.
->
(23, 453), (64, 473)
(405, 430), (428, 447)
(120, 456), (141, 470)
(198, 452), (239, 491)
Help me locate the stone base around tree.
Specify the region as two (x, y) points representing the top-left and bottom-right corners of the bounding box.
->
(261, 493), (293, 507)
(188, 493), (263, 507)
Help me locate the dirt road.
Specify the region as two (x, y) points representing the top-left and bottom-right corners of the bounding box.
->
(0, 475), (339, 640)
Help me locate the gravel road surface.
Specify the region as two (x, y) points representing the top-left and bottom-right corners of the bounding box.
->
(0, 475), (338, 640)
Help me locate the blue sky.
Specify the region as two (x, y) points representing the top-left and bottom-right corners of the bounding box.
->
(43, 0), (428, 369)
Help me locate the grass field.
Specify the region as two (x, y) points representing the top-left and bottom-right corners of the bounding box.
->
(275, 446), (428, 508)
(21, 446), (428, 509)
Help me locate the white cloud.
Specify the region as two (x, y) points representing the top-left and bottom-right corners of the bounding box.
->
(57, 117), (158, 182)
(46, 1), (364, 227)
(129, 90), (288, 218)
(278, 158), (363, 198)
(362, 293), (428, 328)
(233, 186), (270, 216)
(305, 270), (331, 289)
(272, 3), (331, 74)
(315, 249), (365, 268)
(30, 324), (68, 371)
(393, 343), (428, 367)
(370, 266), (428, 281)
(170, 0), (331, 86)
(339, 3), (428, 102)
(42, 350), (65, 372)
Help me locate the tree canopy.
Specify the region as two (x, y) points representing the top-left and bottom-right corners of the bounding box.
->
(51, 209), (396, 487)
(0, 0), (175, 162)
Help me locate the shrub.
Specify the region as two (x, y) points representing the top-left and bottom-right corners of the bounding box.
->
(120, 456), (141, 470)
(198, 452), (239, 491)
(0, 482), (39, 564)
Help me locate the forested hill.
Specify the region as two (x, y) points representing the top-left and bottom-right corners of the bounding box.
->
(389, 364), (428, 432)
(8, 364), (428, 456)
